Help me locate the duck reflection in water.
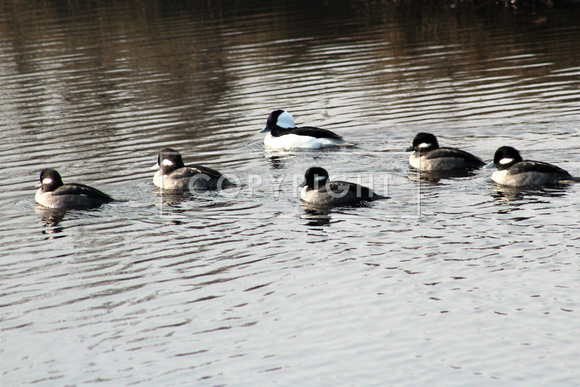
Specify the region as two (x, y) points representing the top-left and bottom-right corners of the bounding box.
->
(154, 191), (227, 222)
(267, 154), (290, 170)
(492, 184), (571, 204)
(35, 207), (111, 239)
(300, 201), (379, 227)
(265, 148), (346, 171)
(35, 207), (67, 237)
(154, 189), (195, 207)
(407, 168), (480, 184)
(300, 205), (333, 227)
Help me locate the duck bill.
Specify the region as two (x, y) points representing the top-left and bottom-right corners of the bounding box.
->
(298, 179), (306, 188)
(405, 146), (414, 152)
(259, 126), (270, 133)
(151, 163), (160, 170)
(483, 162), (496, 169)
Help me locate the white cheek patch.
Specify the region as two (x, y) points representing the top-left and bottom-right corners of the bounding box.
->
(418, 143), (431, 149)
(162, 159), (174, 167)
(277, 112), (296, 129)
(315, 176), (326, 182)
(499, 158), (514, 165)
(42, 178), (53, 185)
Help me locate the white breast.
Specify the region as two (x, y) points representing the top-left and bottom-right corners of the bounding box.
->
(300, 186), (311, 201)
(409, 153), (422, 169)
(491, 170), (508, 184)
(264, 133), (343, 150)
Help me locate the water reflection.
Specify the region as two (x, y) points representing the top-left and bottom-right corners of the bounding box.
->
(407, 168), (481, 184)
(300, 205), (333, 227)
(264, 147), (357, 170)
(266, 154), (291, 170)
(300, 198), (381, 227)
(35, 205), (119, 238)
(36, 207), (68, 236)
(1, 1), (580, 386)
(154, 190), (198, 207)
(491, 183), (572, 203)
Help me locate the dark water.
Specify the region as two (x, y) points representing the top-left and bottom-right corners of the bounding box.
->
(1, 1), (579, 385)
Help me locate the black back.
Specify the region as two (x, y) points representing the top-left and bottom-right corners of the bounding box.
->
(266, 110), (343, 140)
(280, 126), (343, 140)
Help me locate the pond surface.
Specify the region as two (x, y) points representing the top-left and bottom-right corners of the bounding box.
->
(1, 1), (579, 385)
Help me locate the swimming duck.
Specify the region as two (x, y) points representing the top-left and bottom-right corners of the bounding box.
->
(35, 168), (113, 209)
(260, 110), (350, 149)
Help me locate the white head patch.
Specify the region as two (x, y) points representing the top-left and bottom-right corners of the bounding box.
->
(499, 158), (513, 165)
(162, 159), (174, 167)
(277, 111), (295, 129)
(42, 178), (53, 185)
(315, 175), (326, 182)
(418, 143), (432, 149)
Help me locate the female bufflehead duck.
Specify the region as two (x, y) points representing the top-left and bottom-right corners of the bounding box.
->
(152, 148), (233, 190)
(35, 168), (113, 209)
(260, 110), (350, 149)
(406, 132), (485, 171)
(491, 146), (577, 187)
(299, 167), (383, 206)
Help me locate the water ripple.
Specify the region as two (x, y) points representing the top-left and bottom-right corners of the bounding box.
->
(1, 1), (580, 385)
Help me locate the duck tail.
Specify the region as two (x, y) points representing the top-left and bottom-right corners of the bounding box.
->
(560, 176), (580, 183)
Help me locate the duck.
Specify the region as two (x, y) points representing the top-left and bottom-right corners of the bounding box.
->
(299, 167), (383, 206)
(260, 110), (350, 149)
(406, 132), (485, 171)
(491, 146), (578, 187)
(35, 168), (114, 209)
(152, 148), (233, 190)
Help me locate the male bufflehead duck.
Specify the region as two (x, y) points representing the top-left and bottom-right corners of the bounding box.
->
(406, 132), (485, 171)
(152, 148), (233, 190)
(491, 146), (577, 187)
(35, 168), (114, 209)
(260, 110), (350, 149)
(299, 167), (383, 206)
